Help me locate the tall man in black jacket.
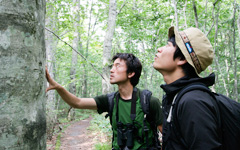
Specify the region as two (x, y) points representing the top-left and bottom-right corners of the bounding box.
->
(153, 26), (221, 150)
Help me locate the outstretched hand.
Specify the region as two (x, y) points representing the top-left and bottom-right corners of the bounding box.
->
(45, 66), (60, 92)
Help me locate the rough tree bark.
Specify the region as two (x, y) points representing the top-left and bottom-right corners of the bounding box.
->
(102, 0), (117, 94)
(0, 1), (46, 149)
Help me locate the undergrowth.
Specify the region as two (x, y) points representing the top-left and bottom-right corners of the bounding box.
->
(89, 113), (112, 150)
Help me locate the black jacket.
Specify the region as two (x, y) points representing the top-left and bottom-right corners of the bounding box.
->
(161, 73), (222, 150)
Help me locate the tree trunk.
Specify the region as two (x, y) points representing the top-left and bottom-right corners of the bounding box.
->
(213, 3), (229, 96)
(102, 0), (117, 94)
(0, 1), (46, 149)
(172, 0), (179, 29)
(238, 12), (240, 39)
(204, 0), (208, 33)
(192, 0), (199, 28)
(68, 0), (81, 121)
(82, 0), (94, 97)
(183, 0), (188, 28)
(45, 0), (58, 140)
(232, 0), (238, 101)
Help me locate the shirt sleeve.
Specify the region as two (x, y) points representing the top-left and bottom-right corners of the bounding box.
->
(150, 96), (163, 126)
(94, 94), (109, 114)
(177, 90), (221, 149)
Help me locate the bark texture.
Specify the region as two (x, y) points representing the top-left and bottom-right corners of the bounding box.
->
(0, 1), (46, 149)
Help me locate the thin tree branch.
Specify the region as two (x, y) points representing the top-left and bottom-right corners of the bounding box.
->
(45, 27), (106, 81)
(213, 0), (219, 6)
(206, 23), (214, 36)
(117, 0), (127, 15)
(206, 1), (217, 36)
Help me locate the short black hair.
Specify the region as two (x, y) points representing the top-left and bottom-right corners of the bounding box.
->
(112, 53), (142, 87)
(168, 36), (198, 78)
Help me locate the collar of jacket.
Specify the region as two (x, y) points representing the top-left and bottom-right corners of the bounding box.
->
(160, 73), (215, 97)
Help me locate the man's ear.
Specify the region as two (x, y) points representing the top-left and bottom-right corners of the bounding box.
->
(177, 59), (187, 66)
(128, 72), (135, 78)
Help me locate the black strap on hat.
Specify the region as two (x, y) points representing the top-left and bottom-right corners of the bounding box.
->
(179, 31), (202, 73)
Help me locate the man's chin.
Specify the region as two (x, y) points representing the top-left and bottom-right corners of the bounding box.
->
(110, 81), (115, 84)
(152, 63), (158, 70)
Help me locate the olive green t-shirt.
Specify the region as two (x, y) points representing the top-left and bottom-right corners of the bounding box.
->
(94, 92), (163, 126)
(94, 89), (163, 149)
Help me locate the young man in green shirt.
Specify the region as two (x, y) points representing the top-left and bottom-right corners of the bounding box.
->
(46, 53), (163, 150)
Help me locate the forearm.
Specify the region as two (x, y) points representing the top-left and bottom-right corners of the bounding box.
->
(55, 85), (79, 107)
(55, 85), (97, 109)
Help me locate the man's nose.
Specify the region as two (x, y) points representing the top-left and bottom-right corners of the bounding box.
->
(157, 47), (163, 53)
(110, 66), (114, 72)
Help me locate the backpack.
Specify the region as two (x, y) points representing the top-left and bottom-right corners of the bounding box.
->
(169, 83), (240, 150)
(106, 89), (161, 149)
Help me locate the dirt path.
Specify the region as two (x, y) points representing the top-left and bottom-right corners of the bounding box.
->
(47, 117), (108, 150)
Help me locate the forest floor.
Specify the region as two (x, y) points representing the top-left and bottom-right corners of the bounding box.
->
(47, 116), (109, 150)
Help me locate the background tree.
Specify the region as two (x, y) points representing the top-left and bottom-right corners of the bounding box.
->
(102, 0), (117, 94)
(45, 0), (59, 140)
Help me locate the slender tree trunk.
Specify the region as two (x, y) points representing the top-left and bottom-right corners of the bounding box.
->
(82, 0), (94, 97)
(232, 0), (238, 101)
(0, 1), (46, 149)
(172, 0), (179, 29)
(45, 0), (58, 140)
(102, 0), (117, 94)
(192, 0), (199, 28)
(183, 0), (188, 28)
(82, 0), (99, 97)
(213, 3), (229, 96)
(68, 0), (81, 121)
(204, 0), (208, 33)
(238, 12), (240, 39)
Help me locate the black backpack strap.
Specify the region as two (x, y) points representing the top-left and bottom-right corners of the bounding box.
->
(106, 91), (118, 124)
(140, 89), (161, 149)
(140, 89), (151, 148)
(106, 91), (118, 149)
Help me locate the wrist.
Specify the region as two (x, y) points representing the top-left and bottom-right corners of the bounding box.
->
(55, 84), (63, 90)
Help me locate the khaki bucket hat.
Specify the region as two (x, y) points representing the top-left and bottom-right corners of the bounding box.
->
(168, 26), (214, 76)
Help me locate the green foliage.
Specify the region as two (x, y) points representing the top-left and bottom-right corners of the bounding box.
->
(55, 133), (62, 150)
(89, 113), (112, 138)
(88, 113), (112, 149)
(46, 0), (240, 119)
(94, 143), (112, 150)
(45, 1), (240, 149)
